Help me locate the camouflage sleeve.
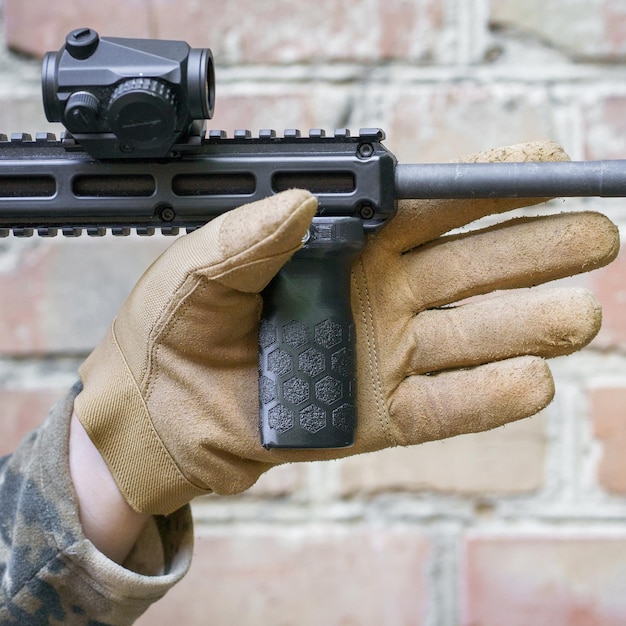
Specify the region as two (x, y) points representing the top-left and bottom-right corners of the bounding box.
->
(0, 383), (194, 625)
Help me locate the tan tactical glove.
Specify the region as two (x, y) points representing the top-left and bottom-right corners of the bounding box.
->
(75, 141), (620, 515)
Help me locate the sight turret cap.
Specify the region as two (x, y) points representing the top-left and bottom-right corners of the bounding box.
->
(65, 28), (100, 60)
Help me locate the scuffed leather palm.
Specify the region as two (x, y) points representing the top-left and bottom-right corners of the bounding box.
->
(76, 141), (620, 515)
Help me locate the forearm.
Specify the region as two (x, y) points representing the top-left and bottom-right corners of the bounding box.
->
(69, 412), (150, 564)
(0, 385), (194, 624)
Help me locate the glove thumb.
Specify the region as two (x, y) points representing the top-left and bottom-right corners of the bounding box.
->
(191, 188), (318, 293)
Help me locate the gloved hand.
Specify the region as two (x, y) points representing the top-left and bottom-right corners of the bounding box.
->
(75, 141), (620, 515)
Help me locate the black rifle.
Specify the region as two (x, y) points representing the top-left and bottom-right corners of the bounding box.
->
(1, 29), (625, 449)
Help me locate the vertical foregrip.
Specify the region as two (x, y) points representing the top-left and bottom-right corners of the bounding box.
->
(259, 217), (365, 449)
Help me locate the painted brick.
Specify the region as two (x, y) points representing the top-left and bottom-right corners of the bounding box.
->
(193, 464), (303, 504)
(463, 534), (626, 626)
(338, 413), (546, 496)
(583, 95), (626, 160)
(209, 90), (320, 138)
(4, 0), (447, 63)
(231, 462), (303, 498)
(0, 237), (171, 355)
(0, 388), (65, 456)
(384, 84), (555, 163)
(490, 0), (626, 60)
(590, 387), (626, 494)
(0, 95), (56, 138)
(136, 526), (432, 626)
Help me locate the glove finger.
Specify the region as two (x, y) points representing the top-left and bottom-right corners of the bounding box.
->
(403, 287), (600, 375)
(388, 355), (554, 446)
(161, 188), (318, 293)
(379, 140), (569, 254)
(400, 211), (619, 311)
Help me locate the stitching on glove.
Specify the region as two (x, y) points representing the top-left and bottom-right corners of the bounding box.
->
(217, 210), (229, 262)
(353, 258), (396, 448)
(142, 276), (199, 404)
(110, 319), (197, 488)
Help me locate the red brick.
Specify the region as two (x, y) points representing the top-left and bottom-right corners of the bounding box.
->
(153, 1), (371, 63)
(136, 527), (432, 625)
(463, 534), (626, 626)
(588, 246), (626, 351)
(0, 388), (65, 456)
(5, 0), (447, 63)
(154, 0), (446, 63)
(604, 2), (626, 54)
(590, 387), (626, 494)
(4, 0), (153, 57)
(0, 237), (170, 355)
(378, 0), (444, 61)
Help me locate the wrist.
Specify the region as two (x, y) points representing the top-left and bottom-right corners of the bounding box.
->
(69, 411), (150, 564)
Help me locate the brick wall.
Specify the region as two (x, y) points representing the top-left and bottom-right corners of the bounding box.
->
(1, 1), (626, 624)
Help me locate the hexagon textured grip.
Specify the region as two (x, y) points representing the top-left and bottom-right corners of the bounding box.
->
(259, 316), (356, 447)
(258, 216), (364, 449)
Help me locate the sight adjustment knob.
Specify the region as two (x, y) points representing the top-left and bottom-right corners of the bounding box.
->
(64, 91), (100, 132)
(107, 78), (178, 150)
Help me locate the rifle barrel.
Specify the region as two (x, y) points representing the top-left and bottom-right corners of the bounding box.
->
(394, 160), (626, 199)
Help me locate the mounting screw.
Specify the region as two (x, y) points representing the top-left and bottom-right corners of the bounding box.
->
(357, 143), (375, 159)
(159, 206), (176, 222)
(359, 204), (375, 220)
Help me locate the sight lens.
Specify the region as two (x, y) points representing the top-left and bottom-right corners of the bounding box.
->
(41, 51), (62, 122)
(187, 47), (215, 120)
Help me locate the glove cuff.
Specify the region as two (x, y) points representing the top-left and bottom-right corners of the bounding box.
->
(75, 322), (210, 515)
